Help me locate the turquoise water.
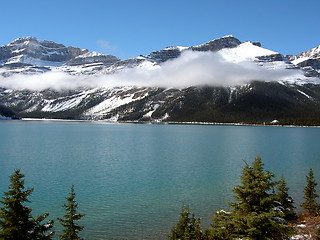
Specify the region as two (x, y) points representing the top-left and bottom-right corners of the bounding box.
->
(0, 120), (320, 239)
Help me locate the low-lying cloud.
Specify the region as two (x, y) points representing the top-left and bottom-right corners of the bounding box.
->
(0, 50), (305, 91)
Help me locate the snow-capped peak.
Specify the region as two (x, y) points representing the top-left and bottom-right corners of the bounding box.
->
(218, 41), (277, 62)
(291, 45), (320, 65)
(7, 36), (59, 49)
(8, 36), (37, 45)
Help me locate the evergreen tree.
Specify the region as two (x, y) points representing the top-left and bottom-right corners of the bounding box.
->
(58, 185), (85, 240)
(230, 157), (288, 239)
(206, 210), (234, 240)
(301, 168), (319, 215)
(275, 175), (296, 221)
(0, 169), (54, 240)
(209, 157), (293, 240)
(168, 204), (203, 240)
(31, 213), (55, 240)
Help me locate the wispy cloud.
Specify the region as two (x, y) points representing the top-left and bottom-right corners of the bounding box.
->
(0, 50), (306, 91)
(96, 39), (117, 53)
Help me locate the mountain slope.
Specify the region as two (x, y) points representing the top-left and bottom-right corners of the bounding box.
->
(0, 104), (20, 119)
(166, 82), (320, 125)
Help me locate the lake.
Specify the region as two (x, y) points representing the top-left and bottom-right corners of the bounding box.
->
(0, 120), (320, 239)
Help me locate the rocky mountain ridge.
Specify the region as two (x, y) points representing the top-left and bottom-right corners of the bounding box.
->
(0, 37), (86, 65)
(0, 35), (268, 75)
(0, 35), (320, 125)
(288, 45), (320, 77)
(1, 35), (318, 78)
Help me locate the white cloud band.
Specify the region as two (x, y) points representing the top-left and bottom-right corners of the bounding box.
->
(0, 50), (305, 91)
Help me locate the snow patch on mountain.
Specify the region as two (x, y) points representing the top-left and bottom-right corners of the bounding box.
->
(78, 51), (105, 58)
(219, 41), (277, 62)
(292, 57), (310, 65)
(5, 55), (63, 67)
(42, 95), (85, 112)
(84, 87), (149, 117)
(291, 45), (320, 64)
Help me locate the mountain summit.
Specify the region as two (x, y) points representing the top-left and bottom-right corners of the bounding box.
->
(0, 37), (121, 75)
(0, 36), (87, 65)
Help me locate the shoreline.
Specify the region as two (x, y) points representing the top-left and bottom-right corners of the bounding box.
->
(8, 117), (320, 128)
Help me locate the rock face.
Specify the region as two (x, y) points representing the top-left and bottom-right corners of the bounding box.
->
(257, 53), (289, 62)
(190, 35), (241, 51)
(65, 52), (120, 66)
(146, 47), (183, 63)
(0, 35), (320, 125)
(297, 58), (320, 77)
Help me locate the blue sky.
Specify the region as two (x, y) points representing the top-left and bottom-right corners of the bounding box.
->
(1, 0), (319, 60)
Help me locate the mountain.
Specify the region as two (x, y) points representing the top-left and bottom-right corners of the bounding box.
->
(0, 36), (86, 74)
(0, 36), (120, 76)
(288, 45), (320, 77)
(0, 36), (320, 125)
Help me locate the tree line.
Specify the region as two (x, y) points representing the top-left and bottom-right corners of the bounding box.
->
(169, 157), (320, 240)
(0, 169), (84, 240)
(1, 157), (319, 239)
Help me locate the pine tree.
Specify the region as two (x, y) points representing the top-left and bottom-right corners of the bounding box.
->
(275, 175), (296, 221)
(168, 204), (203, 240)
(301, 168), (319, 215)
(0, 169), (54, 240)
(207, 210), (234, 240)
(209, 157), (293, 240)
(31, 213), (55, 240)
(58, 185), (85, 240)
